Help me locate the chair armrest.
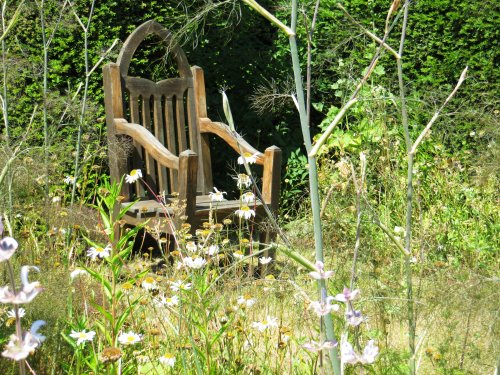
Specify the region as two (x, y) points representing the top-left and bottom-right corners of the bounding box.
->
(199, 117), (265, 165)
(113, 118), (179, 170)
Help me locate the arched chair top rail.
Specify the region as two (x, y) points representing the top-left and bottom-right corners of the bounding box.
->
(116, 20), (191, 78)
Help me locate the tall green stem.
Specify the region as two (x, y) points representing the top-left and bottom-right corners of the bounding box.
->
(40, 0), (49, 196)
(397, 4), (416, 373)
(1, 3), (12, 214)
(70, 0), (96, 207)
(289, 0), (340, 372)
(405, 153), (415, 374)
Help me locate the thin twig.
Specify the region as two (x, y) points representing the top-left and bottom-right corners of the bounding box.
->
(337, 3), (400, 59)
(410, 67), (468, 154)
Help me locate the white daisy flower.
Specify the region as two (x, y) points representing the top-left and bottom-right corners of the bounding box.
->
(233, 251), (244, 260)
(70, 269), (89, 280)
(235, 206), (255, 220)
(69, 329), (96, 345)
(125, 169), (142, 184)
(303, 340), (337, 352)
(117, 331), (141, 346)
(188, 257), (207, 269)
(87, 245), (111, 260)
(205, 245), (219, 256)
(7, 308), (26, 319)
(241, 191), (255, 204)
(64, 176), (75, 184)
(250, 316), (279, 332)
(237, 295), (256, 308)
(237, 152), (258, 165)
(235, 173), (252, 189)
(170, 280), (192, 292)
(209, 187), (226, 202)
(259, 257), (273, 265)
(186, 241), (198, 253)
(141, 276), (158, 290)
(155, 295), (179, 308)
(159, 353), (176, 367)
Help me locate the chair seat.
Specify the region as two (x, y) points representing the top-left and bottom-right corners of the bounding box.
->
(121, 195), (264, 229)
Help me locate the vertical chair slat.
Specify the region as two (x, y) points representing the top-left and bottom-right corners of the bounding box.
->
(176, 150), (198, 229)
(165, 98), (178, 192)
(191, 66), (213, 193)
(142, 95), (156, 190)
(103, 63), (129, 200)
(176, 95), (188, 153)
(130, 93), (145, 197)
(260, 146), (282, 260)
(153, 96), (168, 194)
(186, 87), (205, 193)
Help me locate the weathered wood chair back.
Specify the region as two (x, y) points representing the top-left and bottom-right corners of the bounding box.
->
(103, 20), (211, 200)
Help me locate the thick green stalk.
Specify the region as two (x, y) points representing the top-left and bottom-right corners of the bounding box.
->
(405, 153), (415, 374)
(289, 0), (340, 372)
(40, 0), (49, 196)
(397, 4), (416, 373)
(70, 0), (96, 207)
(1, 3), (12, 214)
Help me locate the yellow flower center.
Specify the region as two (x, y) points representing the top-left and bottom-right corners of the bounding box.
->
(130, 169), (138, 176)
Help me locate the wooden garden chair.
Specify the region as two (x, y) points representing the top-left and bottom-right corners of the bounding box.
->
(103, 20), (281, 246)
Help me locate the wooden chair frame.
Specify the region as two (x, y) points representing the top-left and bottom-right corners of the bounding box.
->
(103, 20), (281, 241)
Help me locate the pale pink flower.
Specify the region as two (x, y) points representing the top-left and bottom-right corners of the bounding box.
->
(303, 340), (337, 352)
(346, 309), (366, 326)
(2, 320), (46, 361)
(0, 237), (18, 262)
(334, 287), (360, 303)
(0, 266), (42, 304)
(309, 296), (340, 317)
(341, 339), (379, 365)
(309, 261), (334, 280)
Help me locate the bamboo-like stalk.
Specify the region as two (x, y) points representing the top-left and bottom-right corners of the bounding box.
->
(69, 0), (96, 207)
(289, 0), (341, 372)
(39, 0), (49, 196)
(396, 2), (467, 373)
(1, 3), (11, 213)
